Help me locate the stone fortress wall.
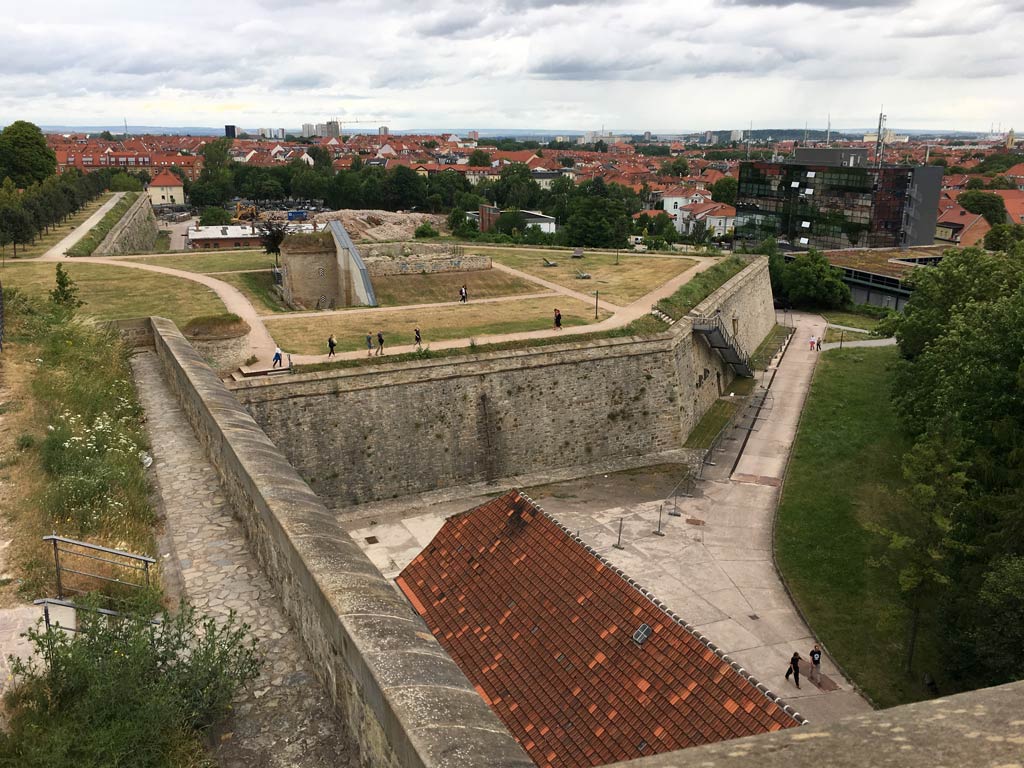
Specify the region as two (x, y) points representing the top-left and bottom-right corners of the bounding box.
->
(94, 193), (159, 256)
(231, 258), (776, 508)
(359, 242), (491, 276)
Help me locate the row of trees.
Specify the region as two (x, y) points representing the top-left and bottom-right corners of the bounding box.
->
(0, 167), (116, 258)
(875, 246), (1024, 684)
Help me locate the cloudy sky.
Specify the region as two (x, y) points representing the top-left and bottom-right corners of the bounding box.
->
(2, 0), (1021, 133)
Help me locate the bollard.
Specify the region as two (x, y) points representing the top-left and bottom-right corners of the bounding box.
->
(613, 518), (625, 550)
(653, 505), (666, 537)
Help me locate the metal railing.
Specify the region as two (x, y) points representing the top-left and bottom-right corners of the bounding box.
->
(44, 535), (156, 603)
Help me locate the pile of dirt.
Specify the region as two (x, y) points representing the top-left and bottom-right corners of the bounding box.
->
(314, 209), (447, 242)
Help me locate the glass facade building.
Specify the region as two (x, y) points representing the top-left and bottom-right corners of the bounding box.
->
(735, 161), (941, 250)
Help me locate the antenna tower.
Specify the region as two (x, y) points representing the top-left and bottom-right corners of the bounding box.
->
(875, 108), (887, 168)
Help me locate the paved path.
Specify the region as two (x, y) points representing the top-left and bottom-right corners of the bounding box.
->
(42, 192), (126, 258)
(826, 322), (874, 333)
(257, 289), (560, 320)
(131, 351), (354, 768)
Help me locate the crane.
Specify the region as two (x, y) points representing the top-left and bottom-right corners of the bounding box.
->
(337, 118), (389, 137)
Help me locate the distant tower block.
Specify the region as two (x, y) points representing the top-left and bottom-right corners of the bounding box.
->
(379, 126), (389, 137)
(224, 124), (237, 139)
(1007, 129), (1016, 150)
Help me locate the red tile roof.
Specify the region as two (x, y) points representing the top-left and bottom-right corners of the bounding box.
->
(149, 169), (183, 188)
(397, 490), (801, 768)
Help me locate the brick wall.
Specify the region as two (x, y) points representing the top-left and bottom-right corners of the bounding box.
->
(233, 258), (775, 508)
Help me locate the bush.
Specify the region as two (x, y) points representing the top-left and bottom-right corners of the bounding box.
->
(0, 601), (261, 767)
(414, 222), (439, 238)
(198, 206), (232, 226)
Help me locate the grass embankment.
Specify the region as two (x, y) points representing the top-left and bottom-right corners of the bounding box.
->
(266, 295), (611, 355)
(684, 400), (739, 449)
(821, 310), (883, 332)
(478, 246), (698, 305)
(220, 271), (288, 313)
(0, 262), (225, 327)
(182, 313), (249, 339)
(293, 314), (670, 373)
(655, 256), (746, 319)
(372, 269), (543, 306)
(0, 287), (261, 767)
(0, 193), (114, 261)
(133, 250), (270, 273)
(749, 324), (792, 371)
(0, 289), (156, 597)
(775, 347), (945, 708)
(66, 192), (139, 257)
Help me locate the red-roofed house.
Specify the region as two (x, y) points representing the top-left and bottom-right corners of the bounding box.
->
(147, 169), (185, 206)
(678, 202), (736, 238)
(1004, 163), (1024, 191)
(397, 490), (801, 768)
(993, 189), (1024, 225)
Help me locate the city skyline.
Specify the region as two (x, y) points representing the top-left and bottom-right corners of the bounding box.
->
(2, 0), (1021, 132)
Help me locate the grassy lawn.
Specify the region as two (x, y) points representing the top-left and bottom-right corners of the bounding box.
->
(822, 310), (883, 332)
(130, 250), (272, 273)
(684, 399), (739, 449)
(266, 295), (609, 354)
(749, 324), (792, 370)
(0, 193), (114, 261)
(67, 193), (139, 257)
(474, 246), (697, 305)
(824, 328), (873, 344)
(0, 262), (224, 327)
(372, 269), (544, 306)
(775, 347), (946, 708)
(655, 256), (746, 320)
(220, 271), (288, 313)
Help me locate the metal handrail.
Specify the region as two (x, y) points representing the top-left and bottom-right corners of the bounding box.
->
(42, 535), (157, 564)
(44, 535), (155, 600)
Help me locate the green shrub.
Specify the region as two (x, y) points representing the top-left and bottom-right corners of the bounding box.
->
(0, 601), (261, 767)
(414, 222), (439, 238)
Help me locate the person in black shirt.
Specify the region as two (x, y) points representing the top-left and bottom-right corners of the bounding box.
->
(809, 644), (823, 685)
(376, 330), (385, 356)
(785, 651), (802, 689)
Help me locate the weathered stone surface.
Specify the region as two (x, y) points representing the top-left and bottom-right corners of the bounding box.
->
(233, 259), (776, 508)
(147, 319), (533, 768)
(606, 680), (1024, 767)
(94, 194), (158, 256)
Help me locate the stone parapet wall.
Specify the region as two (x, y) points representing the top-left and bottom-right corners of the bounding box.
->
(148, 317), (532, 768)
(186, 332), (253, 373)
(364, 253), (491, 276)
(94, 194), (159, 256)
(233, 258), (775, 509)
(606, 680), (1024, 768)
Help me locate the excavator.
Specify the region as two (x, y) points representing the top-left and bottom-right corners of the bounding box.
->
(231, 202), (259, 224)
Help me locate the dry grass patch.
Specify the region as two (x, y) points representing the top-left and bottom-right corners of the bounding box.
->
(0, 194), (114, 261)
(372, 269), (544, 306)
(474, 246), (698, 305)
(129, 250), (272, 273)
(266, 295), (610, 354)
(0, 262), (225, 327)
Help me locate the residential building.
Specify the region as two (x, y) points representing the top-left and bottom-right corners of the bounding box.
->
(678, 201), (736, 238)
(301, 123), (315, 138)
(147, 169), (185, 207)
(735, 155), (942, 250)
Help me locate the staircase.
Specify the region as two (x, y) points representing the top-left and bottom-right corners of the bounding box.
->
(691, 314), (753, 378)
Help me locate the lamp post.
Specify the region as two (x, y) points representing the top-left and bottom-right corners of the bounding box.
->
(594, 290), (599, 319)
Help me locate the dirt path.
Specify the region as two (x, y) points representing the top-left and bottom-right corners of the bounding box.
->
(42, 192), (127, 258)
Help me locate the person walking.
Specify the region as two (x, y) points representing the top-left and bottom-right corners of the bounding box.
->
(459, 285), (468, 303)
(327, 334), (337, 358)
(376, 330), (385, 356)
(785, 652), (802, 689)
(272, 346), (283, 369)
(809, 336), (816, 351)
(554, 308), (562, 330)
(809, 644), (823, 685)
(816, 336), (822, 352)
(365, 332), (374, 357)
(414, 327), (422, 349)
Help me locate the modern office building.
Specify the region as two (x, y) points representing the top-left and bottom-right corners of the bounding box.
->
(224, 124), (237, 139)
(735, 150), (942, 250)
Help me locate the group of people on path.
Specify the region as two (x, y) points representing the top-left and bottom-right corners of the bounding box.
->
(808, 335), (823, 351)
(785, 643), (823, 689)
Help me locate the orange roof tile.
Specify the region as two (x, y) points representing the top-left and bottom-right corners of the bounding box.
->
(149, 169), (183, 187)
(397, 490), (800, 768)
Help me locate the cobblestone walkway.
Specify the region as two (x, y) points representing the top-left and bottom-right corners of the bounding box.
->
(132, 351), (354, 768)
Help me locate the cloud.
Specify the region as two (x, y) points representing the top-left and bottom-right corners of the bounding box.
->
(722, 0), (909, 7)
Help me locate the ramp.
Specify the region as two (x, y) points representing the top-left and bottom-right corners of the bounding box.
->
(329, 220), (377, 307)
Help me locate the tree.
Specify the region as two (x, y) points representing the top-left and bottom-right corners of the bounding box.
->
(711, 177), (738, 205)
(972, 557), (1024, 683)
(468, 149), (492, 167)
(259, 220), (288, 259)
(594, 140), (608, 153)
(199, 207), (233, 226)
(0, 203), (35, 258)
(0, 120), (57, 186)
(414, 222), (439, 238)
(958, 190), (1008, 226)
(780, 250), (851, 308)
(50, 263), (84, 307)
(306, 146), (334, 173)
(986, 175), (1014, 190)
(868, 432), (967, 672)
(382, 165), (427, 211)
(983, 223), (1024, 253)
(198, 138), (233, 176)
(965, 178), (986, 190)
(108, 172), (143, 192)
(659, 157), (689, 177)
